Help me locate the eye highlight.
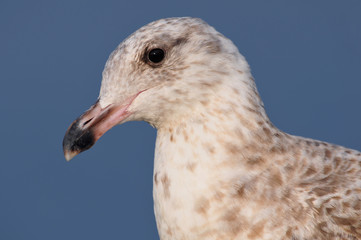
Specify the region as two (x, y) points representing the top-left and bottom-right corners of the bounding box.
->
(148, 48), (165, 63)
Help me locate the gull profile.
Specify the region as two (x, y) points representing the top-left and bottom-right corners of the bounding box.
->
(63, 17), (361, 240)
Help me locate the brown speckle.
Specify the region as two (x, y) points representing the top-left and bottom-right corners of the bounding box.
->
(262, 127), (272, 139)
(213, 191), (225, 202)
(202, 38), (221, 54)
(323, 165), (332, 175)
(161, 174), (171, 198)
(154, 172), (158, 186)
(223, 207), (240, 222)
(332, 216), (356, 225)
(269, 169), (283, 186)
(317, 221), (328, 234)
(244, 106), (259, 114)
(183, 131), (189, 141)
(269, 145), (286, 154)
(342, 202), (350, 208)
(334, 157), (341, 168)
(186, 162), (197, 172)
(226, 143), (242, 155)
(324, 149), (332, 159)
(312, 187), (335, 196)
(166, 226), (173, 237)
(353, 200), (361, 210)
(194, 196), (210, 216)
(285, 227), (293, 238)
(247, 220), (265, 239)
(222, 207), (243, 236)
(200, 100), (209, 106)
(303, 165), (317, 177)
(236, 184), (246, 198)
(246, 156), (265, 167)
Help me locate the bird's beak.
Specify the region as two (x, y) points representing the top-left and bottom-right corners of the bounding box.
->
(62, 100), (132, 161)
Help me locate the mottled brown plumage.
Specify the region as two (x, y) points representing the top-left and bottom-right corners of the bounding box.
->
(63, 17), (361, 239)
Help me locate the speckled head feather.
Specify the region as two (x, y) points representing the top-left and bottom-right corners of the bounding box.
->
(63, 17), (361, 240)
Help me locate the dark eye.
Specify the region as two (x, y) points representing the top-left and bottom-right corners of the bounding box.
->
(148, 48), (165, 63)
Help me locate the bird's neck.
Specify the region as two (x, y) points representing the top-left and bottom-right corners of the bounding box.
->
(155, 72), (279, 175)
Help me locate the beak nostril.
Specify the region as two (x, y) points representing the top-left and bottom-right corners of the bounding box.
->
(83, 118), (93, 127)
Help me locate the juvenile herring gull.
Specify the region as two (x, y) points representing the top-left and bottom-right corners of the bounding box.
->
(63, 17), (361, 239)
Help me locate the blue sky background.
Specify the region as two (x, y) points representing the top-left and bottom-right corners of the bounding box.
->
(1, 0), (360, 239)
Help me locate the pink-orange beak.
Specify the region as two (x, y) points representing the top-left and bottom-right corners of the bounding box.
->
(62, 100), (131, 161)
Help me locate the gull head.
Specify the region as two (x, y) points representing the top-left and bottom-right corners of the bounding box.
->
(63, 17), (252, 161)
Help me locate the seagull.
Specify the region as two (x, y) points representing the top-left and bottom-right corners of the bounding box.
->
(63, 17), (361, 240)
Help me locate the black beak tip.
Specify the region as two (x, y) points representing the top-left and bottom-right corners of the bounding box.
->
(63, 120), (96, 161)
